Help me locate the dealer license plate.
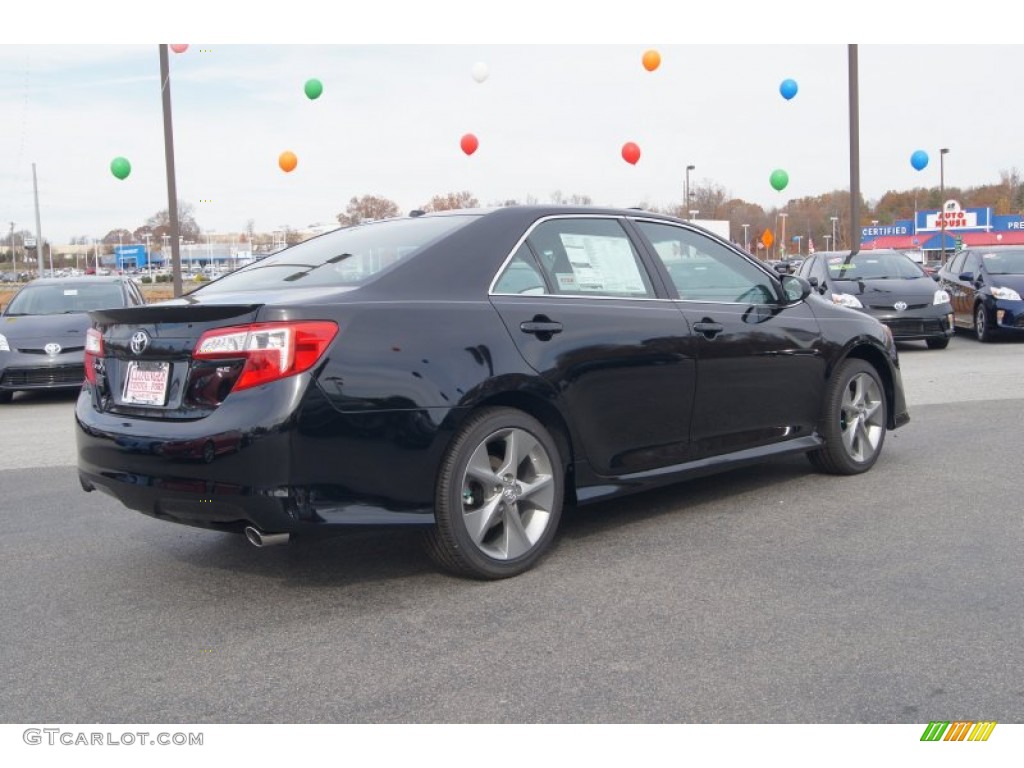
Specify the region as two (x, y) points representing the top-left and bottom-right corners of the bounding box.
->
(122, 361), (170, 406)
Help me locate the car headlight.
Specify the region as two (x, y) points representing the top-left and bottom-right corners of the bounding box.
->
(990, 286), (1022, 301)
(933, 289), (951, 305)
(831, 293), (863, 309)
(0, 333), (8, 351)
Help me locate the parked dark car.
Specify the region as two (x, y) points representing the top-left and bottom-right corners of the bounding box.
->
(76, 207), (909, 579)
(0, 276), (146, 402)
(796, 249), (955, 349)
(937, 246), (1024, 342)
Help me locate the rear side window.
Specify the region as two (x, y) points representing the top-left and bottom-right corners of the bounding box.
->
(522, 218), (655, 298)
(198, 215), (478, 292)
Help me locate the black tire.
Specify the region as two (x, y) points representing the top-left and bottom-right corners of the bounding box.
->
(808, 359), (887, 475)
(926, 337), (950, 350)
(423, 407), (564, 580)
(974, 304), (994, 342)
(0, 391), (12, 404)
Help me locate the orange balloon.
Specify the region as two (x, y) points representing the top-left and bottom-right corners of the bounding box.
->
(642, 49), (661, 72)
(278, 151), (298, 173)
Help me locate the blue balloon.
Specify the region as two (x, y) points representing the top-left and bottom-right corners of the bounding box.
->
(779, 78), (798, 100)
(910, 150), (929, 171)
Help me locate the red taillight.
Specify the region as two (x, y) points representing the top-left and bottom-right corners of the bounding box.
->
(193, 321), (338, 392)
(84, 328), (103, 384)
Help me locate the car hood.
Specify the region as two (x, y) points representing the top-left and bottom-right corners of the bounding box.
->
(0, 312), (92, 345)
(830, 276), (939, 302)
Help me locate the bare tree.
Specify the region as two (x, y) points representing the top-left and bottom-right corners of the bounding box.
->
(336, 195), (400, 226)
(421, 191), (479, 212)
(145, 200), (200, 240)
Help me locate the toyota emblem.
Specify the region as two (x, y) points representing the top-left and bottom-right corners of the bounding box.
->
(894, 301), (908, 312)
(44, 343), (62, 356)
(129, 330), (151, 355)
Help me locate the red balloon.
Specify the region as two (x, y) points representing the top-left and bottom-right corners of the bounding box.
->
(621, 142), (641, 165)
(460, 133), (479, 156)
(170, 44), (189, 54)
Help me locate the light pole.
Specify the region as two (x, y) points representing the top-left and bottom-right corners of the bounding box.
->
(779, 212), (788, 258)
(741, 223), (750, 252)
(685, 164), (695, 210)
(824, 234), (832, 251)
(143, 233), (152, 276)
(792, 235), (803, 255)
(117, 232), (123, 273)
(830, 216), (839, 251)
(940, 147), (950, 264)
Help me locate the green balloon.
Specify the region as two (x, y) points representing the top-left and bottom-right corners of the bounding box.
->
(304, 78), (323, 100)
(110, 156), (131, 180)
(769, 169), (789, 192)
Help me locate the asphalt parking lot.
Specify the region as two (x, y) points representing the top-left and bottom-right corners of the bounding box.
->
(0, 333), (1021, 723)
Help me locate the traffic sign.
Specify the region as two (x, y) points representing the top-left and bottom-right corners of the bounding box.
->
(25, 238), (37, 249)
(761, 229), (774, 249)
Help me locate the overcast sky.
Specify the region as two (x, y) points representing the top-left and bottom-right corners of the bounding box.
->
(1, 5), (1017, 243)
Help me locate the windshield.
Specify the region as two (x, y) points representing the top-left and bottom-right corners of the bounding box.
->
(825, 252), (926, 280)
(5, 282), (125, 315)
(198, 215), (479, 293)
(981, 249), (1024, 275)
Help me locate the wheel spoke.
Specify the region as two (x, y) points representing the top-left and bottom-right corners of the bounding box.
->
(465, 442), (499, 484)
(842, 414), (860, 455)
(501, 503), (534, 559)
(863, 398), (883, 424)
(463, 496), (503, 545)
(518, 473), (554, 507)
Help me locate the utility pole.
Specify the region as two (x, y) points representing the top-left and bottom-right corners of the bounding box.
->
(159, 45), (183, 297)
(7, 222), (13, 270)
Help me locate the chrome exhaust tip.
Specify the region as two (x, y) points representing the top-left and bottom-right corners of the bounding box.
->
(244, 526), (291, 548)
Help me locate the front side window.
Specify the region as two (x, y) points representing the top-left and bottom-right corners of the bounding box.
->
(636, 221), (777, 304)
(961, 252), (981, 276)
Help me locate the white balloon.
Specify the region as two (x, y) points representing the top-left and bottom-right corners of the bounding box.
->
(471, 62), (489, 83)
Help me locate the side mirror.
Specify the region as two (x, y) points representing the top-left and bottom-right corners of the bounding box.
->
(959, 272), (974, 282)
(932, 273), (940, 282)
(780, 274), (812, 303)
(807, 276), (819, 288)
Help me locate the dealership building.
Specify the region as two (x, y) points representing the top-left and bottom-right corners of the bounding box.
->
(860, 199), (1024, 259)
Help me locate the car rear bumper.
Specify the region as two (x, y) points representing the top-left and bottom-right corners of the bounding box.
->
(75, 380), (440, 533)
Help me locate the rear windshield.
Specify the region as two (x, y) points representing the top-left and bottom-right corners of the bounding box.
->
(198, 215), (478, 293)
(825, 252), (925, 280)
(981, 249), (1024, 275)
(5, 282), (125, 315)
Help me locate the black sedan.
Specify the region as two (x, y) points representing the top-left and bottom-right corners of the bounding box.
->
(938, 246), (1024, 342)
(1, 276), (146, 403)
(796, 249), (955, 349)
(77, 207), (909, 579)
